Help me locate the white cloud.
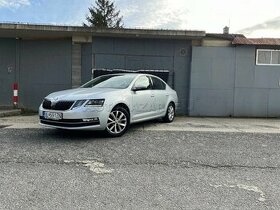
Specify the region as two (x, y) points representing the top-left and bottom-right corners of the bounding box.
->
(145, 0), (189, 29)
(116, 0), (280, 37)
(247, 29), (280, 38)
(117, 0), (189, 29)
(0, 0), (278, 38)
(237, 16), (280, 38)
(0, 0), (30, 9)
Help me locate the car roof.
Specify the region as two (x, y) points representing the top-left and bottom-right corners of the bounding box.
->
(99, 73), (160, 77)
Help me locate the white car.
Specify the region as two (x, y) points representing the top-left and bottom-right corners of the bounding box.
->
(39, 73), (178, 137)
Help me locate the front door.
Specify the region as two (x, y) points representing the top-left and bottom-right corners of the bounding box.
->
(131, 76), (154, 121)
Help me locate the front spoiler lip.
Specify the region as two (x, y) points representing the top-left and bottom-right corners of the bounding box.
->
(39, 121), (104, 130)
(40, 118), (100, 127)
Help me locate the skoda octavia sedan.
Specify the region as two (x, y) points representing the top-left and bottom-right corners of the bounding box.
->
(39, 73), (178, 137)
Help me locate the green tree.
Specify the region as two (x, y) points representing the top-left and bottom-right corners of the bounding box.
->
(84, 0), (123, 28)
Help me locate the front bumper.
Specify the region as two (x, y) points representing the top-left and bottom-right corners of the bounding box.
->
(40, 117), (100, 127)
(39, 105), (109, 130)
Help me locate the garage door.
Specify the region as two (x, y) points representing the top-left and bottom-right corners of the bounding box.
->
(0, 39), (16, 107)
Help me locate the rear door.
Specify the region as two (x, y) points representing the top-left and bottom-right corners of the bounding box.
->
(150, 76), (168, 116)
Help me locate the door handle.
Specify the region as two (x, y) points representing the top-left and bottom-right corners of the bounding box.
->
(151, 95), (155, 98)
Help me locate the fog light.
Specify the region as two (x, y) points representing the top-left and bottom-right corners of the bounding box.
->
(82, 118), (99, 122)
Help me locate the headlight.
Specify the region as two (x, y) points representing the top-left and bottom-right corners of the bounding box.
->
(71, 100), (86, 109)
(85, 99), (105, 107)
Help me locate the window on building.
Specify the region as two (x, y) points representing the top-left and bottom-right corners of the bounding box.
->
(256, 49), (280, 65)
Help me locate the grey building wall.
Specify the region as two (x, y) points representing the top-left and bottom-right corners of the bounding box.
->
(1, 36), (191, 113)
(0, 38), (73, 110)
(2, 36), (279, 117)
(190, 46), (280, 117)
(82, 37), (192, 114)
(234, 46), (280, 117)
(190, 47), (235, 116)
(19, 39), (72, 110)
(72, 43), (82, 88)
(81, 43), (93, 84)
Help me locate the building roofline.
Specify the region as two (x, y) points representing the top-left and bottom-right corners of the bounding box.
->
(232, 37), (280, 46)
(0, 22), (206, 40)
(206, 33), (246, 40)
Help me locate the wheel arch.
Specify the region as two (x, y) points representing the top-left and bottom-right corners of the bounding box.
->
(112, 103), (130, 117)
(166, 100), (176, 112)
(169, 101), (175, 108)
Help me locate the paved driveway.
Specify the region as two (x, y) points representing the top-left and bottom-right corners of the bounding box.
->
(0, 115), (280, 209)
(2, 115), (280, 133)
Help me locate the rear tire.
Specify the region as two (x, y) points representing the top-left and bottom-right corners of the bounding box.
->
(163, 102), (175, 123)
(105, 106), (130, 137)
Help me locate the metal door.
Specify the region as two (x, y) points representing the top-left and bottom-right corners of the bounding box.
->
(0, 39), (16, 107)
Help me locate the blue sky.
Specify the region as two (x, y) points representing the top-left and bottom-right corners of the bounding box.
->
(0, 0), (280, 37)
(0, 0), (92, 25)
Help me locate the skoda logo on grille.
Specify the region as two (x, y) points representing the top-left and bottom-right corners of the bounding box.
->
(51, 97), (59, 108)
(51, 101), (56, 108)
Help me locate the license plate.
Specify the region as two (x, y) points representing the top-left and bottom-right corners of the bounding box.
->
(44, 112), (62, 121)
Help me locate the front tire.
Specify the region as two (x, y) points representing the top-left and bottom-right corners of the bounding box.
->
(163, 102), (175, 123)
(105, 106), (130, 137)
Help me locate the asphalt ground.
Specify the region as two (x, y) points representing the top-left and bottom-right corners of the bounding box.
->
(0, 116), (280, 209)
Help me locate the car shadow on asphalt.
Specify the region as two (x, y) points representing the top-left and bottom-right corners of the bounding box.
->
(39, 119), (161, 141)
(42, 129), (108, 140)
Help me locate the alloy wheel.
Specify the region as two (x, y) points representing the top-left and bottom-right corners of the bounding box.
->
(106, 110), (128, 134)
(168, 105), (175, 121)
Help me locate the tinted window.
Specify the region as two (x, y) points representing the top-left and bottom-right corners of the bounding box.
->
(151, 76), (166, 90)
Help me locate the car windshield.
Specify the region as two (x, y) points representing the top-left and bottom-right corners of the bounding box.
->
(81, 74), (137, 89)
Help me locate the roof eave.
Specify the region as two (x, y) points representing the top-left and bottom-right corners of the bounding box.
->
(0, 23), (206, 40)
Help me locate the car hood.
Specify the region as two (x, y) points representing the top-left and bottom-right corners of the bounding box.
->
(46, 87), (123, 101)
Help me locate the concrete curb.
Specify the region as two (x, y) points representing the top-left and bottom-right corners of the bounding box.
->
(0, 109), (22, 118)
(1, 116), (280, 134)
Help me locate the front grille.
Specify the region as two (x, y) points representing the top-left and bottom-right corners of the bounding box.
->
(42, 99), (75, 111)
(42, 99), (51, 109)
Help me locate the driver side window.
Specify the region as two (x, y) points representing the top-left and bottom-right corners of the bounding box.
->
(134, 76), (151, 90)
